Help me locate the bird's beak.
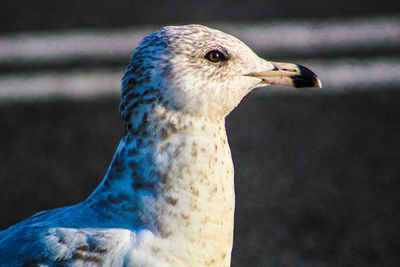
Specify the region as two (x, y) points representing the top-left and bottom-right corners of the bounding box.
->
(246, 61), (322, 88)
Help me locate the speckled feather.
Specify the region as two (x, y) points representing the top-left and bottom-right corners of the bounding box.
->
(0, 25), (277, 266)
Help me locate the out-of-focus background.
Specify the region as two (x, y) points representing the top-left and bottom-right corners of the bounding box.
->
(1, 1), (399, 266)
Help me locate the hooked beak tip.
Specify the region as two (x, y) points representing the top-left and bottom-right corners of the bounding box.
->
(292, 64), (322, 88)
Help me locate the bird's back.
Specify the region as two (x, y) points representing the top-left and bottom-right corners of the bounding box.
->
(0, 204), (154, 266)
(0, 200), (192, 266)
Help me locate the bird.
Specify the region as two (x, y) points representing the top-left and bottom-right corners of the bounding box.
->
(0, 24), (321, 266)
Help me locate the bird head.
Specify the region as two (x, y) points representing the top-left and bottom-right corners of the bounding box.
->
(120, 25), (321, 120)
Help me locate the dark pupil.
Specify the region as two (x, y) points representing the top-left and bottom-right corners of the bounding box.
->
(207, 51), (222, 62)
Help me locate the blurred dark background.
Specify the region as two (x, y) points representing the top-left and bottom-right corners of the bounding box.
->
(1, 0), (399, 33)
(1, 0), (400, 266)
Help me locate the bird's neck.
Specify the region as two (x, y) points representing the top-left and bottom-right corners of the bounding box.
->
(85, 104), (235, 264)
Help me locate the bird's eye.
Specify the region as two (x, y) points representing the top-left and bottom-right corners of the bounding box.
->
(205, 50), (226, 63)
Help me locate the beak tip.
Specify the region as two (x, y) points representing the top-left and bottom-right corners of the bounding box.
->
(293, 64), (322, 89)
(315, 78), (322, 88)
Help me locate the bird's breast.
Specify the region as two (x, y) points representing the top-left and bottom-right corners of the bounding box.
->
(149, 116), (235, 266)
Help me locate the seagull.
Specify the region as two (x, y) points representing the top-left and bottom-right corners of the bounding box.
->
(0, 25), (321, 266)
